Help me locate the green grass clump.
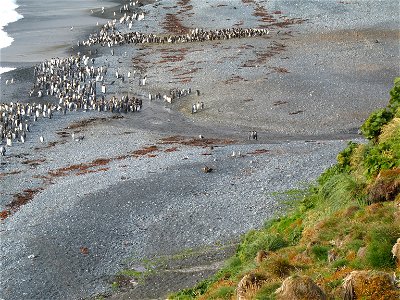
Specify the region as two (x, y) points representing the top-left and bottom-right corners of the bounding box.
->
(237, 231), (287, 262)
(207, 286), (235, 299)
(361, 108), (393, 141)
(365, 225), (399, 269)
(172, 279), (213, 299)
(266, 257), (294, 278)
(310, 245), (330, 261)
(254, 282), (281, 300)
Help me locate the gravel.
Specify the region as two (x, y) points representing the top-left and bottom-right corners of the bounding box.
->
(0, 0), (398, 299)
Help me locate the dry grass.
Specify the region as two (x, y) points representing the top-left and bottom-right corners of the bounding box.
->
(367, 168), (400, 203)
(379, 117), (400, 143)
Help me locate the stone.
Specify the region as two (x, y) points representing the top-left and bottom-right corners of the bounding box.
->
(392, 238), (400, 268)
(356, 246), (366, 259)
(328, 249), (338, 263)
(275, 275), (326, 300)
(342, 270), (399, 300)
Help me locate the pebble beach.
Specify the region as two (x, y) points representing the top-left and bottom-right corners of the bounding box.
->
(0, 0), (399, 299)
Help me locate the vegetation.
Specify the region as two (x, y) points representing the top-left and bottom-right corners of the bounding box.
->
(168, 79), (400, 299)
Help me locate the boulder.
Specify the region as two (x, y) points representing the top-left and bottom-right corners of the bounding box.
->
(275, 275), (326, 300)
(328, 249), (338, 263)
(392, 238), (400, 268)
(356, 246), (366, 259)
(343, 270), (399, 300)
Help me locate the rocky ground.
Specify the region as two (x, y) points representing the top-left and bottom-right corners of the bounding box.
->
(0, 0), (398, 299)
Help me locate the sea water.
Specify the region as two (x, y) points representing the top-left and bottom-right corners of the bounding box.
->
(0, 0), (118, 75)
(0, 0), (23, 74)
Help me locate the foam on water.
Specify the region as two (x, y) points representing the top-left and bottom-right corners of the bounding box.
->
(0, 0), (23, 74)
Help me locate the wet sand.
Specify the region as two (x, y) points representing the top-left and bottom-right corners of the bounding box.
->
(0, 0), (399, 299)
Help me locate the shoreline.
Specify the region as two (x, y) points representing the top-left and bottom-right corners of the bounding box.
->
(0, 0), (399, 299)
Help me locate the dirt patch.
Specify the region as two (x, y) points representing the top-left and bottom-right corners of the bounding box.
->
(174, 67), (200, 77)
(224, 75), (248, 84)
(1, 188), (44, 220)
(272, 67), (290, 73)
(159, 47), (189, 64)
(164, 147), (179, 152)
(162, 14), (189, 35)
(243, 42), (287, 67)
(67, 117), (107, 131)
(22, 159), (46, 167)
(47, 157), (112, 178)
(131, 145), (158, 156)
(159, 136), (236, 147)
(76, 167), (109, 176)
(253, 4), (277, 24)
(247, 149), (270, 155)
(0, 170), (22, 178)
(56, 131), (70, 138)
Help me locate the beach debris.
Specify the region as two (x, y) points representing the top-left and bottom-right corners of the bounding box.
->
(273, 100), (288, 106)
(130, 279), (139, 286)
(0, 146), (5, 156)
(28, 254), (37, 259)
(39, 136), (44, 143)
(74, 135), (84, 142)
(80, 247), (89, 255)
(247, 149), (270, 155)
(289, 110), (304, 115)
(392, 238), (400, 267)
(202, 166), (213, 173)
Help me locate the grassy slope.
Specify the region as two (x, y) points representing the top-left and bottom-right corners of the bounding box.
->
(169, 78), (400, 300)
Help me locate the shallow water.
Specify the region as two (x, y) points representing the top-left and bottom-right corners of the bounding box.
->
(0, 0), (116, 68)
(0, 0), (23, 74)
